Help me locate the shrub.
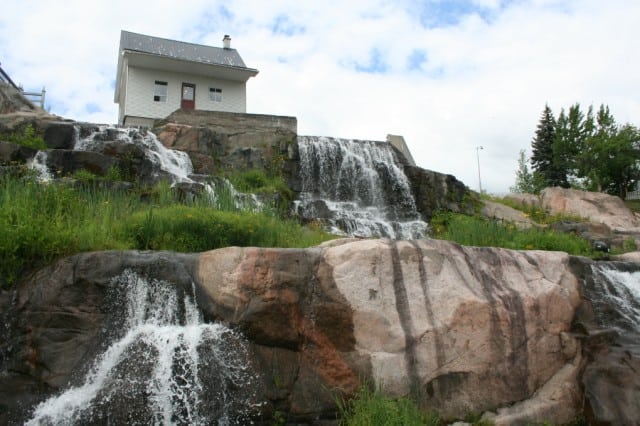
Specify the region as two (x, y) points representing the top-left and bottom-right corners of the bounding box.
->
(337, 386), (441, 426)
(2, 124), (47, 150)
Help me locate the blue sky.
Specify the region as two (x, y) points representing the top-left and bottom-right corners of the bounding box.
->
(2, 0), (640, 193)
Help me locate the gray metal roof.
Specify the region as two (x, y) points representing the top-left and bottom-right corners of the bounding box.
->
(119, 30), (254, 70)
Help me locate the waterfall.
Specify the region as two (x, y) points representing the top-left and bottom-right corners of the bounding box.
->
(76, 126), (194, 183)
(590, 263), (640, 331)
(27, 151), (52, 181)
(295, 136), (428, 239)
(27, 270), (258, 425)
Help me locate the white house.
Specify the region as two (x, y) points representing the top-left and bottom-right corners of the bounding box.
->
(114, 30), (259, 127)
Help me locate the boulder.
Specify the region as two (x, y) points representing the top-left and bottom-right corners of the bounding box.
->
(480, 200), (538, 229)
(503, 192), (541, 209)
(403, 165), (476, 221)
(541, 187), (640, 232)
(155, 110), (298, 177)
(2, 240), (588, 424)
(0, 140), (37, 164)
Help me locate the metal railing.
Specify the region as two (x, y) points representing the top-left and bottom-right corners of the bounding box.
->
(20, 87), (46, 109)
(1, 62), (46, 109)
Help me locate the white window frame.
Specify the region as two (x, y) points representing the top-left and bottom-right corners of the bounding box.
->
(209, 87), (222, 102)
(154, 81), (168, 102)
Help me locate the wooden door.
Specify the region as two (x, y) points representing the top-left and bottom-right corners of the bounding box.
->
(181, 83), (195, 110)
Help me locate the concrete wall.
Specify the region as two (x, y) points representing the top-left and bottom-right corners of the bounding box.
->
(387, 134), (416, 167)
(120, 66), (247, 125)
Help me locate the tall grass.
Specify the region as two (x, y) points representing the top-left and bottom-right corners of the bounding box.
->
(337, 386), (441, 426)
(0, 174), (333, 288)
(431, 212), (594, 256)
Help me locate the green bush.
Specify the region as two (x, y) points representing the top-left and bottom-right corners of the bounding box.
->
(228, 168), (294, 211)
(337, 386), (441, 426)
(431, 212), (594, 256)
(2, 124), (47, 150)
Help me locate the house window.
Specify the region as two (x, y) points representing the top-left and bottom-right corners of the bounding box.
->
(154, 81), (168, 102)
(209, 87), (222, 102)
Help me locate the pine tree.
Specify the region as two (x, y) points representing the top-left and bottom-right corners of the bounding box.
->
(531, 105), (565, 187)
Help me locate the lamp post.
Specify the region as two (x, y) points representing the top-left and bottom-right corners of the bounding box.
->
(476, 146), (484, 194)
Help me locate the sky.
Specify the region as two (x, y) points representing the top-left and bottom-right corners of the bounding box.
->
(2, 0), (639, 194)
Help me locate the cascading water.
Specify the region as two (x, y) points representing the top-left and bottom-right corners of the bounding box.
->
(26, 270), (258, 425)
(76, 126), (194, 183)
(27, 151), (52, 181)
(589, 263), (640, 331)
(295, 136), (428, 239)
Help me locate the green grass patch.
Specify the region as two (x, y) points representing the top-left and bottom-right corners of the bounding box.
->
(124, 205), (332, 251)
(0, 174), (333, 288)
(227, 168), (294, 211)
(431, 212), (594, 256)
(624, 199), (640, 214)
(337, 386), (441, 426)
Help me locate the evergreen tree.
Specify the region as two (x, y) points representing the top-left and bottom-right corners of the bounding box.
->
(553, 103), (586, 184)
(510, 149), (536, 193)
(531, 105), (565, 187)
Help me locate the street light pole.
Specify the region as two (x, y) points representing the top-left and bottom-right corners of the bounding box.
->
(476, 146), (484, 194)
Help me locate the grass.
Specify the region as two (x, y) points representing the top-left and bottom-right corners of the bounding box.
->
(227, 168), (294, 213)
(430, 212), (595, 256)
(337, 386), (441, 426)
(0, 172), (334, 288)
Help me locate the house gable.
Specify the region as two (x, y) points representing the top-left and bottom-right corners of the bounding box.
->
(114, 30), (258, 126)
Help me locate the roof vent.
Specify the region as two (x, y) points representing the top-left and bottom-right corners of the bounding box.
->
(223, 35), (231, 49)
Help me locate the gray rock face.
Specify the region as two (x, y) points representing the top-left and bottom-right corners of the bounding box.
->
(7, 240), (631, 424)
(569, 259), (640, 425)
(403, 165), (476, 221)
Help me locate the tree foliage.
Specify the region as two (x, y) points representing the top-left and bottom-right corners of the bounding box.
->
(517, 103), (640, 198)
(530, 105), (567, 188)
(510, 149), (536, 193)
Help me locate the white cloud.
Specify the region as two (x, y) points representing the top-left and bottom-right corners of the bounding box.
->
(1, 0), (639, 193)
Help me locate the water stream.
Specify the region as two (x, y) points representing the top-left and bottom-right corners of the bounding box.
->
(27, 270), (258, 425)
(295, 136), (428, 239)
(590, 263), (640, 331)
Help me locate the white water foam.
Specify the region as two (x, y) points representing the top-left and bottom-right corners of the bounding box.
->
(27, 151), (52, 181)
(76, 126), (194, 183)
(592, 264), (640, 330)
(296, 136), (428, 239)
(27, 270), (257, 425)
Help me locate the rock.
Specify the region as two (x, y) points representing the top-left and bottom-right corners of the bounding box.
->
(614, 251), (640, 262)
(480, 200), (538, 228)
(403, 165), (476, 221)
(2, 240), (590, 424)
(580, 332), (640, 425)
(541, 187), (640, 232)
(569, 257), (640, 425)
(503, 192), (541, 209)
(0, 81), (37, 114)
(155, 110), (298, 177)
(42, 121), (77, 149)
(0, 140), (37, 164)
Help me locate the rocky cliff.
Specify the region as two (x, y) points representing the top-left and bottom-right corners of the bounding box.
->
(2, 239), (638, 424)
